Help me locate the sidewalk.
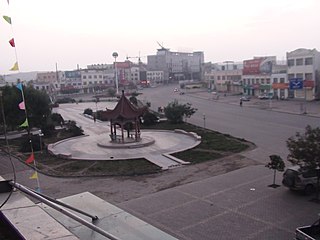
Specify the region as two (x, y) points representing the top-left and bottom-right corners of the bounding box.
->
(188, 90), (320, 118)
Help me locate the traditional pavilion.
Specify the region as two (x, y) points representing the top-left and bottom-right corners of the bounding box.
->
(100, 90), (147, 143)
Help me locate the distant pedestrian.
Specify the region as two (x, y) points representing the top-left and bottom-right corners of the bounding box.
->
(93, 115), (96, 122)
(240, 99), (243, 107)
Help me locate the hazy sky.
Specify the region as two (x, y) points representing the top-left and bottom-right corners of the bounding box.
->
(0, 0), (319, 74)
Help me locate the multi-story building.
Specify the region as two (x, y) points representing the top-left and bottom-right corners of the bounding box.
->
(286, 48), (320, 100)
(81, 69), (114, 93)
(205, 62), (243, 93)
(146, 71), (164, 86)
(147, 47), (204, 83)
(242, 56), (276, 97)
(33, 71), (63, 93)
(271, 64), (288, 99)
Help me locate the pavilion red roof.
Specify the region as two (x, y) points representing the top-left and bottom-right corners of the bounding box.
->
(101, 91), (147, 120)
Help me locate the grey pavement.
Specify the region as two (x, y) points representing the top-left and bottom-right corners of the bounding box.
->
(188, 90), (320, 118)
(119, 165), (317, 240)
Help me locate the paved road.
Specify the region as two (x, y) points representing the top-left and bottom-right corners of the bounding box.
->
(139, 85), (320, 163)
(1, 87), (320, 239)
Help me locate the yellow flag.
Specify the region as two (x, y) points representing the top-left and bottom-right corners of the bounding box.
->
(29, 172), (38, 179)
(3, 15), (11, 24)
(10, 62), (19, 71)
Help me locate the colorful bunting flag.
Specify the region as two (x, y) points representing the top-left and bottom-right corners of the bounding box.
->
(10, 62), (19, 71)
(16, 82), (23, 91)
(25, 153), (34, 164)
(19, 101), (25, 110)
(7, 0), (9, 4)
(19, 118), (28, 128)
(3, 15), (11, 24)
(9, 38), (15, 47)
(29, 171), (38, 179)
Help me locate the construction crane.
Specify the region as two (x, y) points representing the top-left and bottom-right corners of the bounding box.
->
(126, 52), (146, 64)
(157, 41), (169, 51)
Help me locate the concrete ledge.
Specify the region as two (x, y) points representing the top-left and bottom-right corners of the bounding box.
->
(163, 153), (190, 165)
(174, 129), (201, 141)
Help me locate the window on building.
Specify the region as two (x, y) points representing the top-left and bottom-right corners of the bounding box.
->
(296, 58), (303, 66)
(243, 79), (246, 85)
(296, 73), (303, 79)
(273, 78), (278, 83)
(247, 79), (251, 85)
(94, 75), (97, 79)
(305, 57), (313, 65)
(83, 82), (87, 85)
(222, 76), (225, 80)
(261, 79), (265, 84)
(305, 73), (313, 80)
(217, 76), (220, 80)
(266, 79), (270, 84)
(83, 76), (87, 79)
(288, 74), (295, 80)
(99, 75), (102, 78)
(88, 76), (92, 79)
(288, 59), (294, 67)
(280, 78), (285, 83)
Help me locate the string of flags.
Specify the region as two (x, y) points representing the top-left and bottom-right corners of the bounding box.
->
(16, 82), (41, 192)
(3, 0), (20, 72)
(2, 1), (40, 192)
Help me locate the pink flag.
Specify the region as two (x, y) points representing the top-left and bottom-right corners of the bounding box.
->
(19, 101), (25, 110)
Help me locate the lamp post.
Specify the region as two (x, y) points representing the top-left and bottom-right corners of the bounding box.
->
(112, 52), (119, 95)
(38, 130), (44, 154)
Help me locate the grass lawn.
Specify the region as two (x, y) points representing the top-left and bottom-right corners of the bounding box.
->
(1, 121), (252, 176)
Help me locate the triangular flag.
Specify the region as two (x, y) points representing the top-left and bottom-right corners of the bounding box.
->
(10, 62), (19, 71)
(16, 83), (23, 91)
(19, 118), (28, 128)
(3, 16), (11, 24)
(35, 187), (41, 193)
(25, 153), (34, 164)
(29, 171), (38, 179)
(9, 38), (15, 47)
(19, 101), (25, 110)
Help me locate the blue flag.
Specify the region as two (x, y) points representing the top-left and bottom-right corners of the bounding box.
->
(16, 83), (23, 91)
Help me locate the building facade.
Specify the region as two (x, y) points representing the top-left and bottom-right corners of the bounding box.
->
(205, 62), (243, 93)
(286, 48), (320, 100)
(242, 57), (276, 97)
(147, 48), (204, 83)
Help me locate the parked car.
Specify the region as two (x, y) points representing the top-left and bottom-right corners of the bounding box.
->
(282, 165), (318, 195)
(240, 96), (251, 101)
(258, 94), (269, 99)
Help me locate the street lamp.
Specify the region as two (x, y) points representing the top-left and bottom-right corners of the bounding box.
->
(112, 52), (119, 95)
(38, 129), (44, 154)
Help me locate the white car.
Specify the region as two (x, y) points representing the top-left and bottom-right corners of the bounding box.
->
(173, 88), (179, 92)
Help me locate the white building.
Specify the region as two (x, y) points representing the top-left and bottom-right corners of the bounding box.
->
(271, 64), (288, 99)
(205, 62), (243, 93)
(147, 71), (164, 86)
(286, 48), (320, 100)
(81, 69), (114, 93)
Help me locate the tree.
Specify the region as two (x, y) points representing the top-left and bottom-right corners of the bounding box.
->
(142, 111), (158, 126)
(287, 125), (320, 200)
(164, 100), (197, 124)
(0, 85), (51, 130)
(107, 88), (116, 98)
(265, 155), (285, 188)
